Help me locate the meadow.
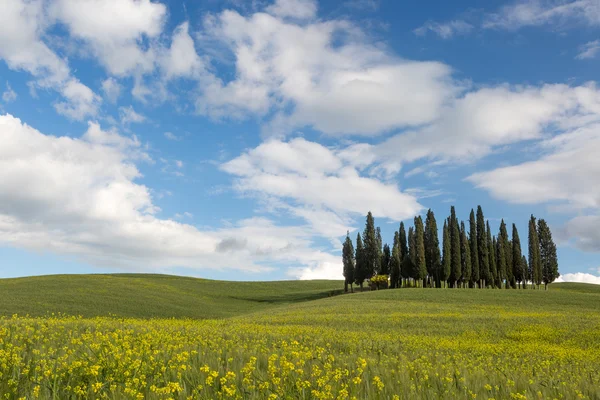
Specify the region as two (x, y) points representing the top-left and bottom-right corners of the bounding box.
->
(0, 275), (599, 399)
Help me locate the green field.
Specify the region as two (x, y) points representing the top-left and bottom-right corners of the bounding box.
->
(0, 275), (599, 399)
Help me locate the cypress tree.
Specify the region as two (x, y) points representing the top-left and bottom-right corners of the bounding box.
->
(390, 240), (401, 289)
(512, 224), (524, 289)
(424, 209), (441, 288)
(381, 244), (391, 275)
(487, 221), (497, 288)
(414, 216), (427, 287)
(354, 233), (366, 290)
(538, 219), (559, 290)
(363, 212), (378, 279)
(342, 232), (355, 293)
(492, 236), (500, 288)
(441, 220), (451, 288)
(450, 207), (462, 288)
(497, 234), (506, 290)
(469, 209), (479, 288)
(408, 226), (417, 285)
(460, 221), (471, 288)
(390, 232), (401, 288)
(499, 219), (511, 288)
(477, 206), (489, 288)
(376, 227), (383, 274)
(521, 256), (528, 288)
(399, 222), (409, 287)
(529, 215), (542, 289)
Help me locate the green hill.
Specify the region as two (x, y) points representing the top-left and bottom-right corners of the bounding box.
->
(0, 273), (343, 319)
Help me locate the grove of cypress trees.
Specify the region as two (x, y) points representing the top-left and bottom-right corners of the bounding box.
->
(414, 216), (427, 287)
(512, 224), (524, 289)
(363, 212), (379, 279)
(477, 206), (489, 288)
(342, 232), (355, 293)
(442, 220), (451, 288)
(450, 208), (462, 288)
(354, 233), (366, 290)
(538, 219), (559, 290)
(424, 209), (441, 288)
(529, 215), (542, 289)
(469, 209), (479, 288)
(487, 221), (497, 288)
(460, 221), (471, 288)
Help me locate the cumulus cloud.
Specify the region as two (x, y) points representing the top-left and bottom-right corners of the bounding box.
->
(119, 106), (146, 125)
(221, 138), (423, 242)
(0, 113), (339, 275)
(0, 0), (100, 119)
(197, 6), (458, 135)
(556, 272), (600, 285)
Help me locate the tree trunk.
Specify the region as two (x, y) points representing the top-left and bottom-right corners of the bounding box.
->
(344, 281), (348, 293)
(351, 283), (354, 293)
(360, 282), (363, 291)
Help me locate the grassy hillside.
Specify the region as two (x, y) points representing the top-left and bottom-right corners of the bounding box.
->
(1, 279), (598, 399)
(0, 273), (343, 319)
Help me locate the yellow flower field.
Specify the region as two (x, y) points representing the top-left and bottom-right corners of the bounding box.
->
(1, 285), (599, 399)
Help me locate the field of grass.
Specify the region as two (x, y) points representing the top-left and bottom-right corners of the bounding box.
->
(0, 274), (342, 319)
(1, 275), (599, 399)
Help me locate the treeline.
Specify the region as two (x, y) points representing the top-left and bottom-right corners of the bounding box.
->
(342, 206), (559, 292)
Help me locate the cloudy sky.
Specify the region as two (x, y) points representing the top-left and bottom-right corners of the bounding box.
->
(1, 0), (599, 283)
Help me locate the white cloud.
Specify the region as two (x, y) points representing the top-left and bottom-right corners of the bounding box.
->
(0, 113), (339, 275)
(484, 0), (600, 30)
(0, 0), (100, 120)
(414, 20), (474, 39)
(197, 7), (458, 136)
(101, 78), (122, 103)
(160, 22), (205, 80)
(175, 160), (184, 168)
(119, 106), (146, 125)
(221, 138), (423, 241)
(265, 0), (318, 20)
(2, 82), (17, 103)
(556, 272), (600, 285)
(49, 0), (166, 76)
(576, 40), (600, 60)
(164, 132), (182, 141)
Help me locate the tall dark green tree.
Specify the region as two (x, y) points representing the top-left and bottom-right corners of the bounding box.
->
(485, 221), (498, 288)
(493, 236), (501, 288)
(363, 212), (379, 279)
(390, 232), (401, 288)
(521, 255), (528, 289)
(497, 236), (506, 289)
(354, 233), (366, 290)
(399, 222), (409, 287)
(477, 206), (489, 287)
(424, 209), (441, 288)
(460, 221), (471, 288)
(487, 221), (497, 288)
(449, 207), (462, 288)
(512, 224), (524, 289)
(414, 216), (427, 287)
(469, 209), (480, 288)
(376, 227), (383, 274)
(408, 226), (417, 285)
(538, 219), (559, 290)
(342, 232), (355, 293)
(381, 244), (391, 275)
(390, 240), (401, 289)
(528, 215), (542, 289)
(441, 220), (451, 288)
(498, 220), (509, 287)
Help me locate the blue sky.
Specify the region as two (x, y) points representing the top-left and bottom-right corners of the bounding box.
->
(1, 0), (600, 282)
